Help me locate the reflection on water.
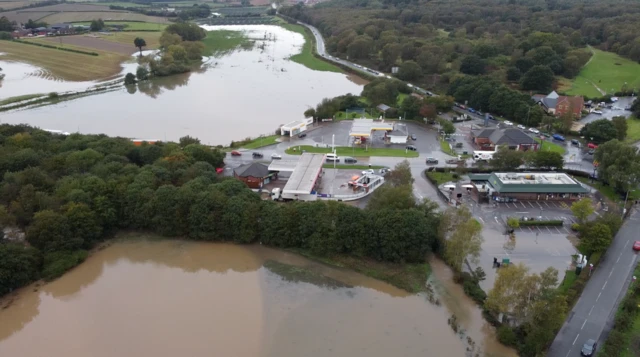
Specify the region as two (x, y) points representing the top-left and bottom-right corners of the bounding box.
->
(0, 239), (513, 357)
(0, 26), (363, 145)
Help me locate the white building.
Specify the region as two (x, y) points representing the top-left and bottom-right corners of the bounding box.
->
(280, 118), (313, 137)
(387, 123), (408, 144)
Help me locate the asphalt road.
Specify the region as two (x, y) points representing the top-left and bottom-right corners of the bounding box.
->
(547, 207), (640, 357)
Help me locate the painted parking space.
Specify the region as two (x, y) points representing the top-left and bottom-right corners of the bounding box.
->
(495, 200), (572, 211)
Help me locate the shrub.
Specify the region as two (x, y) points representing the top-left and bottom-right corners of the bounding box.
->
(42, 250), (88, 281)
(604, 329), (626, 356)
(518, 219), (564, 226)
(463, 279), (487, 303)
(507, 217), (520, 228)
(48, 92), (59, 99)
(614, 311), (634, 330)
(452, 173), (460, 179)
(497, 326), (519, 348)
(571, 223), (580, 231)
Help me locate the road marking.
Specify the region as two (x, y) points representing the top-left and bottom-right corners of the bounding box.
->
(544, 201), (550, 207)
(521, 202), (527, 208)
(602, 281), (607, 290)
(528, 201), (534, 208)
(596, 292), (602, 302)
(581, 319), (587, 330)
(546, 227), (552, 234)
(478, 217), (485, 224)
(537, 201), (543, 208)
(589, 306), (594, 315)
(609, 268), (614, 278)
(495, 217), (500, 224)
(565, 351), (572, 357)
(573, 334), (580, 345)
(505, 202), (510, 208)
(617, 256), (621, 263)
(516, 212), (529, 214)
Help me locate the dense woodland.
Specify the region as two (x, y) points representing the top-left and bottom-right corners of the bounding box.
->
(0, 125), (441, 298)
(281, 0), (640, 92)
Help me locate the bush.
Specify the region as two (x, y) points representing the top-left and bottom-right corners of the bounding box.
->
(42, 250), (88, 281)
(614, 311), (634, 330)
(571, 223), (580, 231)
(604, 329), (626, 357)
(497, 326), (519, 348)
(48, 92), (59, 99)
(507, 217), (520, 228)
(518, 219), (563, 226)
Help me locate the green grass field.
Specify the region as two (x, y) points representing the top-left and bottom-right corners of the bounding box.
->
(202, 30), (254, 57)
(73, 21), (166, 30)
(557, 270), (578, 295)
(238, 135), (279, 149)
(536, 138), (566, 154)
(277, 22), (342, 73)
(563, 48), (640, 97)
(426, 171), (460, 185)
(285, 145), (419, 158)
(624, 117), (640, 144)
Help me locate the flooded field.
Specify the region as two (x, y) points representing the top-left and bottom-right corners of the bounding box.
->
(0, 26), (363, 145)
(0, 239), (516, 357)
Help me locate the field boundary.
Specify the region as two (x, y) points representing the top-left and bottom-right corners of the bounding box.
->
(9, 39), (99, 56)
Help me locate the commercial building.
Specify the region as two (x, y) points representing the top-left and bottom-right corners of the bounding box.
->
(234, 162), (276, 189)
(280, 118), (314, 137)
(276, 153), (325, 200)
(386, 123), (408, 144)
(469, 172), (589, 202)
(471, 128), (539, 151)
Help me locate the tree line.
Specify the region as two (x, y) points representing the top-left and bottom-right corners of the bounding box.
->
(0, 126), (445, 298)
(280, 0), (640, 93)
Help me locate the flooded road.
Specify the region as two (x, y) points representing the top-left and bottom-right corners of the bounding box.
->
(0, 26), (363, 145)
(0, 238), (514, 357)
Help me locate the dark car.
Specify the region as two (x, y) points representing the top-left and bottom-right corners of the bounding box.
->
(411, 134), (417, 141)
(230, 150), (242, 156)
(581, 339), (597, 356)
(406, 145), (417, 151)
(571, 139), (580, 147)
(252, 152), (263, 158)
(425, 157), (438, 164)
(298, 133), (307, 138)
(344, 157), (357, 164)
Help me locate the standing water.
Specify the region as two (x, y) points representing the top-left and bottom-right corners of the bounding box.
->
(0, 239), (515, 357)
(0, 26), (364, 145)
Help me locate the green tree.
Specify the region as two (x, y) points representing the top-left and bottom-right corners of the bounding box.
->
(124, 73), (137, 85)
(420, 104), (437, 120)
(346, 36), (373, 59)
(506, 66), (522, 81)
(397, 60), (422, 81)
(159, 31), (182, 48)
(303, 108), (316, 118)
(612, 116), (628, 141)
(400, 95), (422, 120)
(90, 18), (104, 31)
(579, 223), (612, 255)
(134, 37), (147, 56)
(580, 119), (618, 143)
(520, 65), (554, 92)
(26, 210), (81, 253)
(571, 198), (594, 224)
(63, 202), (102, 248)
(385, 160), (414, 187)
(490, 146), (525, 171)
(459, 54), (486, 75)
(136, 66), (149, 81)
(439, 119), (456, 135)
(0, 244), (42, 296)
(594, 140), (640, 192)
(440, 207), (484, 273)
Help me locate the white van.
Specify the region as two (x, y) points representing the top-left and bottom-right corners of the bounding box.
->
(326, 153), (340, 162)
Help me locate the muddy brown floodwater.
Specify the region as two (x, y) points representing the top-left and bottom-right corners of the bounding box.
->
(0, 239), (516, 357)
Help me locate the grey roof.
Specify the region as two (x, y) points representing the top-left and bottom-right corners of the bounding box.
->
(547, 91), (559, 99)
(377, 104), (391, 112)
(234, 162), (269, 178)
(283, 153), (324, 194)
(474, 128), (536, 146)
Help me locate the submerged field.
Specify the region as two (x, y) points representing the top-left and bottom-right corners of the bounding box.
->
(561, 48), (640, 97)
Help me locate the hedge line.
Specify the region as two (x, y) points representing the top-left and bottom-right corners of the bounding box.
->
(11, 39), (99, 56)
(600, 264), (640, 356)
(122, 29), (162, 32)
(518, 220), (564, 227)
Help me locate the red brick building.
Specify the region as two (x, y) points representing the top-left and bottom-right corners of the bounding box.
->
(532, 91), (584, 118)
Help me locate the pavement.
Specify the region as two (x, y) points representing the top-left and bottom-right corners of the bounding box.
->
(547, 207), (640, 357)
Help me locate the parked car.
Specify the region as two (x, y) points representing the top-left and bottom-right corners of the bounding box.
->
(552, 134), (565, 141)
(459, 105), (466, 110)
(633, 241), (640, 251)
(298, 133), (307, 138)
(252, 152), (263, 158)
(468, 108), (476, 113)
(504, 120), (513, 126)
(581, 339), (597, 356)
(444, 136), (456, 142)
(271, 153), (282, 160)
(362, 169), (375, 175)
(541, 132), (551, 138)
(528, 128), (540, 134)
(517, 124), (526, 130)
(476, 111), (484, 116)
(593, 110), (603, 115)
(344, 157), (357, 164)
(231, 150), (242, 156)
(411, 134), (417, 140)
(425, 157), (438, 164)
(587, 143), (598, 149)
(587, 149), (595, 155)
(571, 139), (580, 147)
(379, 168), (390, 174)
(406, 145), (417, 151)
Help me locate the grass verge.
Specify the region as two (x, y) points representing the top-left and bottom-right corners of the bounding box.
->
(277, 22), (342, 73)
(624, 116), (640, 144)
(202, 29), (254, 57)
(292, 249), (430, 293)
(536, 138), (566, 154)
(558, 270), (578, 295)
(284, 145), (419, 158)
(574, 176), (640, 202)
(439, 138), (457, 156)
(0, 93), (44, 106)
(564, 48), (640, 98)
(426, 171), (460, 185)
(235, 135), (280, 149)
(322, 164), (386, 169)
